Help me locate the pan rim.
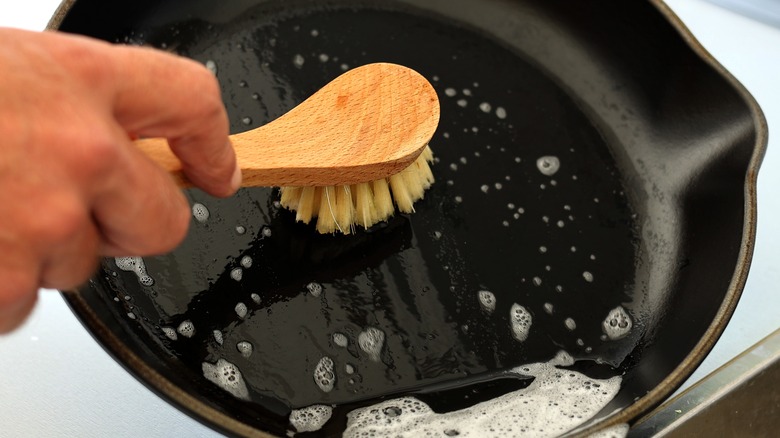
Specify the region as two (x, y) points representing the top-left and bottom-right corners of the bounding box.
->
(48, 0), (768, 436)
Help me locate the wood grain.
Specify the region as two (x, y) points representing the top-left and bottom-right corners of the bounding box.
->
(135, 63), (440, 187)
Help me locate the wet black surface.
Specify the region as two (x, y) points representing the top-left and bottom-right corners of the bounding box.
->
(58, 0), (760, 436)
(82, 3), (637, 434)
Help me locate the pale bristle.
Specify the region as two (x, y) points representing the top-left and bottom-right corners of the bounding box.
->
(279, 146), (435, 234)
(354, 182), (376, 229)
(372, 178), (395, 221)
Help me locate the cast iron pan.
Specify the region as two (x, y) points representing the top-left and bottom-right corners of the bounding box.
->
(49, 0), (766, 436)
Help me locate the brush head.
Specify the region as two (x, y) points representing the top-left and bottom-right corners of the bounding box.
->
(279, 145), (435, 234)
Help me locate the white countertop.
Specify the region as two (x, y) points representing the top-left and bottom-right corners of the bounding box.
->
(1, 1), (778, 436)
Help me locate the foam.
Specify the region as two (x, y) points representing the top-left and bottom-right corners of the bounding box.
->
(509, 303), (532, 342)
(240, 256), (253, 269)
(289, 405), (334, 433)
(235, 302), (248, 319)
(496, 107), (507, 119)
(177, 320), (195, 338)
(192, 202), (210, 223)
(115, 256), (154, 286)
(307, 282), (323, 297)
(536, 156), (561, 176)
(564, 318), (577, 331)
(250, 293), (261, 304)
(602, 306), (632, 340)
(333, 333), (349, 347)
(293, 54), (305, 68)
(162, 326), (177, 341)
(230, 267), (243, 282)
(587, 423), (629, 438)
(477, 290), (496, 313)
(583, 271), (594, 283)
(213, 330), (224, 345)
(262, 227), (273, 238)
(237, 341), (253, 358)
(314, 356), (336, 393)
(202, 359), (250, 401)
(358, 327), (385, 362)
(343, 351), (620, 437)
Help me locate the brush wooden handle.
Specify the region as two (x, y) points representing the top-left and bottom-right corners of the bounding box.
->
(135, 63), (440, 188)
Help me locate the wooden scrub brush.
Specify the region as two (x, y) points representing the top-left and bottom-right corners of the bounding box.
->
(135, 62), (440, 234)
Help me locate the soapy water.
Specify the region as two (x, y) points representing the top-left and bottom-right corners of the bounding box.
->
(237, 341), (254, 358)
(177, 320), (195, 338)
(114, 257), (154, 286)
(333, 332), (349, 347)
(307, 282), (323, 297)
(358, 327), (385, 362)
(339, 351), (621, 438)
(602, 306), (632, 340)
(314, 356), (336, 393)
(477, 290), (496, 313)
(289, 405), (334, 433)
(510, 303), (532, 342)
(161, 326), (177, 341)
(202, 359), (250, 401)
(536, 156), (561, 176)
(192, 202), (210, 223)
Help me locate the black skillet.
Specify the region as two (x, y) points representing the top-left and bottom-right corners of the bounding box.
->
(49, 0), (766, 436)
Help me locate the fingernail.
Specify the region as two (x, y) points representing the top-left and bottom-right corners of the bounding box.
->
(230, 163), (243, 193)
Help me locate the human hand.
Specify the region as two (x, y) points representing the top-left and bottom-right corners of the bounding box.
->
(0, 28), (240, 333)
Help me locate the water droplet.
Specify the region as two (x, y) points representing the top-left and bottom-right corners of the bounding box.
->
(602, 306), (632, 340)
(510, 303), (532, 342)
(205, 60), (217, 75)
(237, 341), (253, 358)
(177, 320), (195, 338)
(314, 356), (336, 392)
(479, 102), (492, 113)
(358, 327), (385, 362)
(477, 290), (496, 313)
(213, 330), (223, 345)
(564, 318), (577, 331)
(536, 156), (561, 176)
(293, 54), (305, 68)
(496, 107), (507, 119)
(333, 332), (348, 347)
(583, 271), (594, 282)
(307, 282), (323, 297)
(235, 302), (248, 319)
(192, 203), (210, 223)
(444, 88), (457, 97)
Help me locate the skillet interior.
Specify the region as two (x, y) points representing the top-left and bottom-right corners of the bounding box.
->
(52, 0), (764, 436)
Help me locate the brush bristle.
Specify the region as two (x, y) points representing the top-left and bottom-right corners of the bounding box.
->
(279, 145), (435, 234)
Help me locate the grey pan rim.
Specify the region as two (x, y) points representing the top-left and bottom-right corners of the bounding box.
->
(46, 0), (768, 436)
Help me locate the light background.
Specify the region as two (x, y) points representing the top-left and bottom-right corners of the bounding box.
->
(1, 1), (778, 436)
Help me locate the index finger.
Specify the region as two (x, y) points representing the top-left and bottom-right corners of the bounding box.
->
(73, 37), (241, 197)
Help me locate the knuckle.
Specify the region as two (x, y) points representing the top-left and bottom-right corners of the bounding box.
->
(33, 196), (89, 246)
